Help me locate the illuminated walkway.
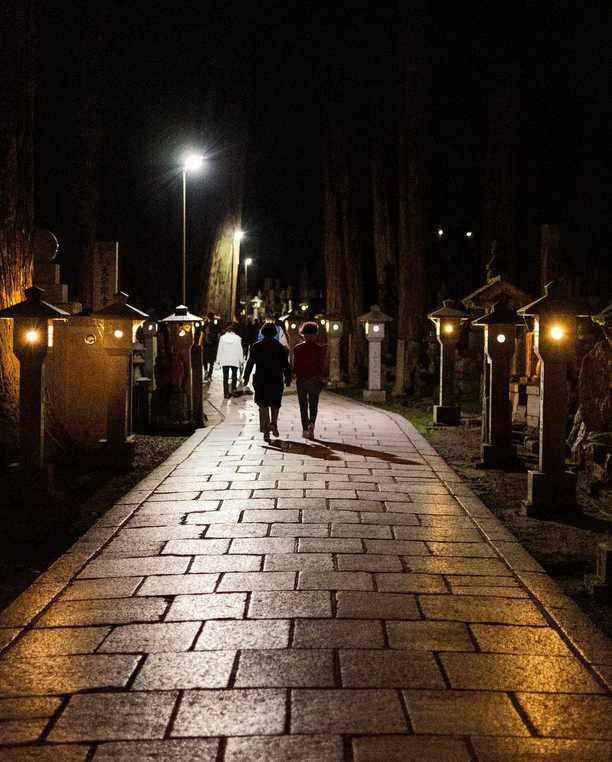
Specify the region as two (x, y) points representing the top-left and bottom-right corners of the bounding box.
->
(1, 382), (611, 760)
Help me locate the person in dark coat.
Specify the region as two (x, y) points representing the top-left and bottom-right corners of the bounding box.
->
(243, 321), (292, 442)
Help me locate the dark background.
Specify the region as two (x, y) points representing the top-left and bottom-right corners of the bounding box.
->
(32, 1), (611, 311)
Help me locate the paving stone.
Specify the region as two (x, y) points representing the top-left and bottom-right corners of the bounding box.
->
(470, 736), (612, 761)
(204, 523), (269, 538)
(199, 490), (253, 501)
(98, 622), (200, 653)
(162, 538), (230, 555)
(132, 650), (235, 690)
(364, 539), (429, 555)
(404, 556), (513, 576)
(0, 628), (21, 651)
(230, 537), (295, 554)
(196, 620), (290, 650)
(100, 540), (165, 559)
(394, 526), (482, 542)
(306, 489), (358, 499)
(446, 574), (521, 588)
(249, 591), (332, 618)
(5, 626), (110, 658)
(376, 573), (446, 593)
(298, 571), (374, 591)
(337, 554), (403, 572)
(142, 499), (216, 513)
(0, 747), (89, 762)
(332, 523), (392, 539)
(184, 510), (244, 525)
(352, 735), (471, 762)
(235, 649), (335, 687)
(278, 498), (327, 509)
(417, 514), (475, 527)
(147, 491), (200, 501)
(264, 553), (334, 571)
(255, 489), (304, 498)
(0, 696), (61, 719)
(403, 689), (529, 736)
(78, 556), (189, 578)
(336, 591), (420, 620)
(190, 555), (261, 573)
(36, 598), (167, 627)
(61, 577), (143, 600)
(515, 692), (612, 738)
(340, 649), (444, 688)
(218, 571), (296, 591)
(219, 498), (275, 511)
(172, 689), (286, 736)
(387, 620), (474, 651)
(166, 593), (247, 621)
(426, 541), (497, 557)
(329, 499), (383, 512)
(242, 509), (299, 523)
(389, 500), (462, 514)
(93, 739), (219, 762)
(225, 735), (343, 762)
(419, 595), (546, 625)
(302, 509), (359, 523)
(119, 525), (204, 541)
(298, 538), (363, 553)
(440, 653), (604, 692)
(450, 585), (528, 598)
(271, 523), (329, 537)
(360, 512), (419, 525)
(0, 654), (139, 696)
(48, 690), (177, 741)
(291, 689), (407, 733)
(0, 717), (48, 744)
(136, 573), (218, 596)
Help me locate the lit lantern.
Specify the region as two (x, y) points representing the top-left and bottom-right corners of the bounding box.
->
(473, 299), (520, 467)
(161, 304), (205, 428)
(428, 299), (470, 425)
(517, 281), (578, 514)
(93, 292), (148, 456)
(358, 304), (393, 401)
(0, 286), (68, 471)
(325, 313), (344, 387)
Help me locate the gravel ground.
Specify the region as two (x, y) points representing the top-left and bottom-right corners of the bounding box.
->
(0, 434), (186, 610)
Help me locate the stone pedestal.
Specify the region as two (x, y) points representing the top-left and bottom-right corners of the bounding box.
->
(15, 324), (47, 472)
(101, 348), (135, 463)
(434, 337), (460, 425)
(327, 334), (342, 387)
(364, 334), (385, 401)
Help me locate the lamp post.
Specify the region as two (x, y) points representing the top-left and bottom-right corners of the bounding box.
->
(518, 281), (578, 514)
(231, 229), (244, 320)
(244, 257), (253, 307)
(0, 287), (68, 472)
(472, 299), (520, 467)
(428, 300), (470, 425)
(358, 304), (393, 401)
(181, 152), (205, 306)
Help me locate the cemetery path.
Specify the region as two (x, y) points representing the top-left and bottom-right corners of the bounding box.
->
(1, 380), (611, 761)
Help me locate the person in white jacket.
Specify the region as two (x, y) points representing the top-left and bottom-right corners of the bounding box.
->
(216, 323), (245, 398)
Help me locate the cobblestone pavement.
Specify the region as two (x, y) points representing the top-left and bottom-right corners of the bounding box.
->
(1, 382), (612, 761)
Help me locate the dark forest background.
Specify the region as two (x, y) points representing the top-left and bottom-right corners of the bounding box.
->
(1, 0), (611, 419)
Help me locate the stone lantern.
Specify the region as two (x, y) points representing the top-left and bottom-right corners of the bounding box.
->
(517, 281), (577, 514)
(161, 304), (205, 428)
(0, 287), (68, 471)
(428, 299), (470, 425)
(358, 304), (392, 401)
(326, 314), (344, 387)
(94, 292), (147, 459)
(473, 299), (520, 467)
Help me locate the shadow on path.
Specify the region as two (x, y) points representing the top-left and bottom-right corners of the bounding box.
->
(314, 439), (423, 466)
(264, 437), (422, 466)
(263, 440), (342, 460)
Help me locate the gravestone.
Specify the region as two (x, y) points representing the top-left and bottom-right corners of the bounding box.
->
(92, 242), (119, 312)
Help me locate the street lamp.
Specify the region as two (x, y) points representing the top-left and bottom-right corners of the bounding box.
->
(244, 257), (253, 306)
(428, 299), (470, 425)
(181, 152), (205, 306)
(231, 229), (245, 319)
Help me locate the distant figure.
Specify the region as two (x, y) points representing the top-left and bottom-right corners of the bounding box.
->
(216, 323), (245, 398)
(243, 321), (292, 443)
(203, 312), (219, 380)
(293, 321), (326, 439)
(257, 319), (289, 348)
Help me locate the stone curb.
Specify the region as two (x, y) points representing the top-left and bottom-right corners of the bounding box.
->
(0, 423), (219, 643)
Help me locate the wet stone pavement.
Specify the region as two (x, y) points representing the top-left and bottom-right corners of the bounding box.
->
(1, 381), (611, 761)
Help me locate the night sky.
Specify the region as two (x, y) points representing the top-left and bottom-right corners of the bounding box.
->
(33, 1), (611, 311)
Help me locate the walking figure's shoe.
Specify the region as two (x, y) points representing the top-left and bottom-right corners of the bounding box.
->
(271, 424), (279, 438)
(308, 422), (315, 439)
(263, 431), (271, 444)
(303, 429), (310, 438)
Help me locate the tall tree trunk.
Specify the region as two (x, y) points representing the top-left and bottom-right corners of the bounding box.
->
(395, 3), (427, 394)
(0, 0), (35, 444)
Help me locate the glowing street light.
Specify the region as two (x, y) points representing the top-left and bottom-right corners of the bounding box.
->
(437, 228), (444, 238)
(180, 152), (206, 306)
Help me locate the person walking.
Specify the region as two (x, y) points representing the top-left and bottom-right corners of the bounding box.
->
(243, 321), (291, 443)
(216, 323), (244, 399)
(203, 312), (220, 380)
(293, 321), (326, 439)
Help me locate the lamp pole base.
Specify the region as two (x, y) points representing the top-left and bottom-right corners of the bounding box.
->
(433, 405), (461, 426)
(521, 469), (578, 517)
(363, 389), (386, 402)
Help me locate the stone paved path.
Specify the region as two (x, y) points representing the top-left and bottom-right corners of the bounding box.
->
(1, 382), (612, 761)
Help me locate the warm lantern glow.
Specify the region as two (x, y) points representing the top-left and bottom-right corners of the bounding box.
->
(496, 333), (507, 343)
(443, 323), (454, 334)
(233, 229), (245, 242)
(113, 328), (124, 339)
(25, 329), (40, 344)
(290, 322), (297, 330)
(300, 304), (308, 312)
(466, 231), (473, 238)
(332, 323), (340, 331)
(437, 228), (444, 237)
(372, 324), (381, 333)
(550, 324), (565, 341)
(84, 334), (96, 345)
(320, 319), (326, 326)
(178, 328), (186, 337)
